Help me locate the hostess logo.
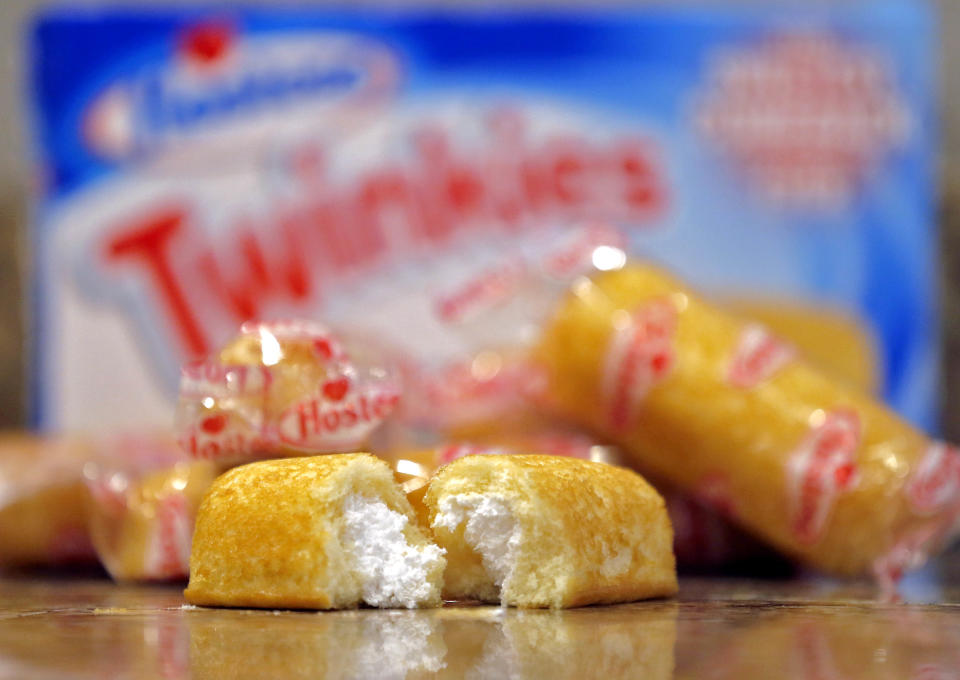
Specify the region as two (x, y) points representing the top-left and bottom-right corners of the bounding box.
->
(82, 21), (400, 160)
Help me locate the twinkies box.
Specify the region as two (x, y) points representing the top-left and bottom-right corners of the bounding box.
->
(26, 3), (938, 432)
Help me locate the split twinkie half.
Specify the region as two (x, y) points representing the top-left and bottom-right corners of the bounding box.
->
(185, 454), (445, 609)
(424, 455), (677, 609)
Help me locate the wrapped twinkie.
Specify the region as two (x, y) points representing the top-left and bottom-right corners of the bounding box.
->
(0, 434), (99, 568)
(177, 321), (401, 465)
(84, 433), (219, 581)
(532, 261), (960, 581)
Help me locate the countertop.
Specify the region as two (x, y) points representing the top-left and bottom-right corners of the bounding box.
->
(1, 571), (959, 679)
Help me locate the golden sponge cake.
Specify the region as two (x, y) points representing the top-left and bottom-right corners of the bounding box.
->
(185, 454), (445, 609)
(423, 454), (677, 608)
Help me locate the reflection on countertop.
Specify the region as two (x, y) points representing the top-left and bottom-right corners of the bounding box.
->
(0, 575), (957, 679)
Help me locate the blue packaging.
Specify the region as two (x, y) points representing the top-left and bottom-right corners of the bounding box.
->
(27, 3), (937, 432)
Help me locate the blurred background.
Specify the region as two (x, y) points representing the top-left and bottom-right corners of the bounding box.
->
(0, 0), (956, 436)
(0, 0), (958, 591)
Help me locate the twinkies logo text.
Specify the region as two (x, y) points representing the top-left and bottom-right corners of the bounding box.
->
(82, 22), (400, 160)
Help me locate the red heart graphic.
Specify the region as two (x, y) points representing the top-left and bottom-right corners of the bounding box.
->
(201, 414), (227, 435)
(313, 338), (334, 360)
(323, 377), (349, 402)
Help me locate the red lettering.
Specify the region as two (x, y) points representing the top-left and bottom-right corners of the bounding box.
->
(101, 111), (668, 369)
(341, 404), (358, 427)
(412, 128), (459, 244)
(372, 392), (400, 419)
(550, 142), (588, 206)
(297, 400), (320, 440)
(617, 142), (665, 216)
(485, 110), (532, 228)
(744, 338), (776, 376)
(436, 260), (525, 322)
(446, 167), (484, 216)
(358, 170), (423, 248)
(180, 433), (197, 457)
(200, 218), (312, 325)
(322, 411), (340, 432)
(295, 151), (371, 276)
(358, 394), (371, 422)
(279, 214), (311, 299)
(105, 206), (209, 357)
(201, 441), (219, 459)
(304, 201), (354, 274)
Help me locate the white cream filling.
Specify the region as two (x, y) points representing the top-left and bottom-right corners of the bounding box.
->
(433, 493), (521, 594)
(341, 494), (445, 608)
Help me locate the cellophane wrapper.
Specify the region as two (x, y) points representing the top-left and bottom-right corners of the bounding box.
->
(176, 320), (401, 465)
(83, 432), (220, 581)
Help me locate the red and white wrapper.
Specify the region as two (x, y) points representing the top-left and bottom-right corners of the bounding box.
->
(83, 432), (219, 582)
(176, 320), (401, 464)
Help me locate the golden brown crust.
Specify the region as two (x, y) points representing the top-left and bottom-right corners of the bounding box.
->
(186, 456), (346, 608)
(424, 454), (677, 608)
(185, 455), (367, 608)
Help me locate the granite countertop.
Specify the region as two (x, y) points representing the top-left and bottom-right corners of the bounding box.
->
(0, 571), (958, 679)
